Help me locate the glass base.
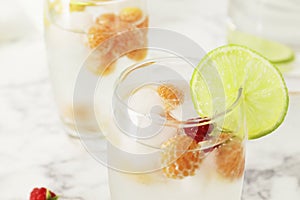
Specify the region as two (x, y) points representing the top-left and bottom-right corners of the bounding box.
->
(62, 119), (103, 139)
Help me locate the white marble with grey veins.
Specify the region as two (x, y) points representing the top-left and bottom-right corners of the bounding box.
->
(0, 0), (299, 199)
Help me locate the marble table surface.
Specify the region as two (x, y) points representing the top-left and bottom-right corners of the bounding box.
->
(1, 0), (300, 199)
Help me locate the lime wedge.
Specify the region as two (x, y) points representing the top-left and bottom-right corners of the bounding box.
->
(228, 30), (295, 63)
(191, 45), (289, 139)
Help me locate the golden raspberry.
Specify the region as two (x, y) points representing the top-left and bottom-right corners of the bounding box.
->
(96, 13), (117, 25)
(161, 135), (203, 179)
(126, 48), (148, 61)
(86, 11), (148, 75)
(157, 84), (184, 111)
(87, 24), (114, 49)
(119, 7), (143, 23)
(87, 13), (123, 49)
(215, 138), (245, 180)
(137, 16), (149, 29)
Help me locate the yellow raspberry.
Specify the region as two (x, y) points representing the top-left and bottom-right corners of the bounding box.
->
(119, 7), (143, 23)
(161, 135), (203, 179)
(215, 138), (245, 180)
(157, 84), (184, 111)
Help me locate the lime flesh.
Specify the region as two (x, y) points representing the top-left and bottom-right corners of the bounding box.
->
(190, 45), (289, 139)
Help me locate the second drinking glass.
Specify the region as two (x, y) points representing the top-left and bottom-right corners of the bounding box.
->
(44, 0), (148, 137)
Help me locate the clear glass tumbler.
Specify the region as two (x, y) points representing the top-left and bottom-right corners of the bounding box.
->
(227, 0), (300, 76)
(102, 57), (246, 200)
(44, 0), (148, 137)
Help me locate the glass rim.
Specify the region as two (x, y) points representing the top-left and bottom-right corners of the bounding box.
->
(69, 0), (142, 6)
(46, 0), (148, 34)
(113, 57), (243, 129)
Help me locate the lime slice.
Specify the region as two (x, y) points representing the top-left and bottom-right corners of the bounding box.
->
(69, 0), (96, 12)
(228, 30), (295, 63)
(191, 45), (289, 139)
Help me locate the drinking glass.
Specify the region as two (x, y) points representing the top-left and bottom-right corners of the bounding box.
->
(101, 57), (247, 200)
(227, 0), (300, 77)
(44, 0), (148, 138)
(243, 91), (300, 199)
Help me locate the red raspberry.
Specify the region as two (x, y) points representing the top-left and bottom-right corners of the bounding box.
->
(184, 117), (214, 143)
(30, 187), (58, 200)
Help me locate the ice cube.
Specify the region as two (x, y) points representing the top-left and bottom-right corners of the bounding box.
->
(127, 85), (165, 128)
